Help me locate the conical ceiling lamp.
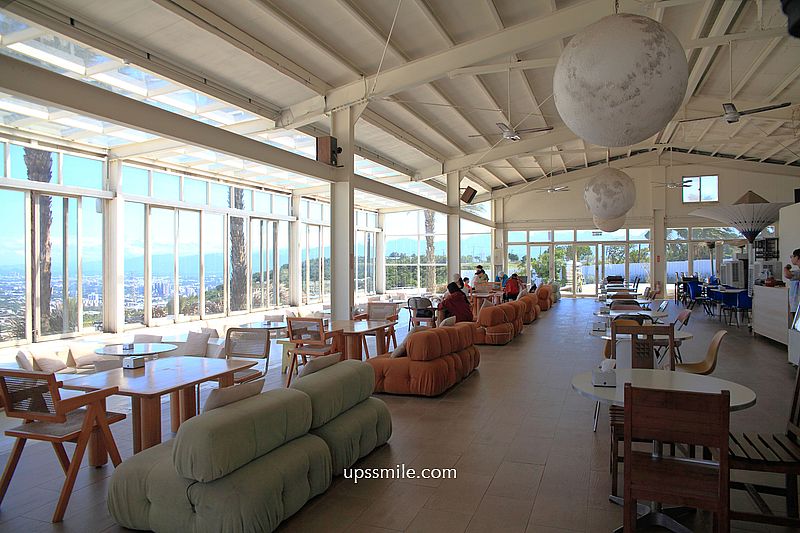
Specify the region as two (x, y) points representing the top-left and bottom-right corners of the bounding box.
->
(690, 191), (791, 243)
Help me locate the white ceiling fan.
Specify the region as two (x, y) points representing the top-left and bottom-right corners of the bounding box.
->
(469, 122), (553, 142)
(677, 42), (791, 125)
(653, 178), (690, 189)
(468, 62), (553, 142)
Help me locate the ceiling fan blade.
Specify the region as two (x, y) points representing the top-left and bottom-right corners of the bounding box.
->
(515, 126), (555, 134)
(496, 122), (512, 133)
(722, 102), (738, 115)
(677, 114), (722, 124)
(738, 102), (792, 116)
(467, 133), (503, 138)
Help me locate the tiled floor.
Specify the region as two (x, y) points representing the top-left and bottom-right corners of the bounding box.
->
(0, 298), (797, 532)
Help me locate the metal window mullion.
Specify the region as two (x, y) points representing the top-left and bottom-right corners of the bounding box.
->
(62, 197), (69, 334)
(173, 209), (179, 322)
(76, 197), (83, 332)
(23, 189), (32, 342)
(272, 221), (279, 307)
(144, 204), (152, 325)
(223, 214), (229, 316)
(199, 210), (205, 319)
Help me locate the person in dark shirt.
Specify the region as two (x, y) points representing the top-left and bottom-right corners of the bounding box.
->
(438, 281), (474, 323)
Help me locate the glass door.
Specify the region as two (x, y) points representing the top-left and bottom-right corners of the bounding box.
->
(576, 244), (598, 296)
(601, 244), (627, 283)
(528, 245), (551, 287)
(554, 244), (575, 296)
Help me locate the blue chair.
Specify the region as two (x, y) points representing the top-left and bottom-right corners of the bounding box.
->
(730, 292), (752, 328)
(687, 281), (713, 315)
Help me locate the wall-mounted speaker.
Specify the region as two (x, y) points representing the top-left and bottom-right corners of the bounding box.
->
(316, 136), (341, 166)
(795, 187), (800, 203)
(460, 186), (477, 204)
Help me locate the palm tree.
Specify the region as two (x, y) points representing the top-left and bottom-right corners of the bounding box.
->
(423, 210), (436, 290)
(25, 148), (53, 336)
(229, 188), (247, 311)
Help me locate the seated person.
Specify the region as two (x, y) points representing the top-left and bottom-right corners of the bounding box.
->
(462, 277), (472, 294)
(442, 275), (467, 299)
(503, 273), (522, 302)
(496, 271), (509, 288)
(472, 266), (489, 287)
(438, 281), (474, 324)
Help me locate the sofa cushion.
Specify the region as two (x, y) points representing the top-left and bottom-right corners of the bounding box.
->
(15, 350), (34, 371)
(298, 353), (340, 377)
(173, 388), (312, 482)
(368, 344), (480, 396)
(478, 305), (507, 328)
(202, 378), (265, 412)
(310, 397), (391, 475)
(201, 327), (220, 339)
(405, 323), (473, 362)
(440, 316), (456, 327)
(33, 353), (68, 373)
(391, 326), (427, 358)
(183, 331), (211, 356)
(68, 343), (104, 368)
(290, 359), (375, 429)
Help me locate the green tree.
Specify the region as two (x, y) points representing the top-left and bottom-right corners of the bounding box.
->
(423, 210), (436, 290)
(229, 188), (247, 311)
(26, 148), (53, 337)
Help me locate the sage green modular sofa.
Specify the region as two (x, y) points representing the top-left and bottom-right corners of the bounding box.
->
(107, 360), (391, 532)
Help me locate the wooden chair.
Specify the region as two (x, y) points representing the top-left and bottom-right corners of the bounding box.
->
(676, 330), (727, 375)
(408, 297), (436, 328)
(728, 367), (800, 528)
(285, 317), (338, 387)
(623, 383), (730, 532)
(610, 321), (677, 495)
(608, 292), (636, 300)
(361, 302), (399, 357)
(224, 328), (270, 384)
(0, 369), (125, 522)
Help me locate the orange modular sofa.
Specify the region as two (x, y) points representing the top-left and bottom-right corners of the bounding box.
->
(473, 301), (524, 345)
(366, 322), (479, 397)
(536, 285), (552, 311)
(518, 293), (541, 324)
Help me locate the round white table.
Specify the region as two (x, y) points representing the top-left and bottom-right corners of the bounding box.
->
(597, 329), (693, 342)
(593, 310), (668, 320)
(571, 368), (756, 411)
(572, 368), (756, 533)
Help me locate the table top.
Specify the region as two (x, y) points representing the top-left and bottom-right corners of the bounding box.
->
(597, 329), (694, 341)
(708, 287), (747, 293)
(95, 343), (177, 357)
(327, 320), (396, 334)
(599, 298), (652, 306)
(593, 310), (668, 319)
(239, 321), (287, 330)
(571, 369), (756, 411)
(61, 356), (257, 397)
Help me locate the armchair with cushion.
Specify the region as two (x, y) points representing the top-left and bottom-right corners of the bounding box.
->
(518, 293), (540, 324)
(367, 322), (479, 396)
(536, 285), (552, 310)
(472, 302), (523, 345)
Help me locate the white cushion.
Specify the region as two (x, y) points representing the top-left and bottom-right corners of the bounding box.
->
(68, 343), (104, 368)
(183, 331), (210, 356)
(480, 299), (494, 310)
(201, 327), (219, 339)
(298, 353), (341, 378)
(203, 379), (265, 413)
(33, 354), (68, 373)
(440, 316), (456, 327)
(15, 349), (35, 371)
(133, 334), (162, 343)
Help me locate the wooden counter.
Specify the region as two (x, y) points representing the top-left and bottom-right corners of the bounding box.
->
(753, 285), (789, 345)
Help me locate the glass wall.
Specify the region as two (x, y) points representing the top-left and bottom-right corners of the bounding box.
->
(460, 219), (491, 281)
(385, 210), (447, 292)
(0, 189), (27, 341)
(666, 225), (745, 294)
(507, 228), (653, 296)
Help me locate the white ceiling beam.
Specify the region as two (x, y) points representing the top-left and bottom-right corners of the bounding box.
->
(683, 26), (787, 50)
(275, 0), (611, 129)
(734, 141), (759, 159)
(768, 64), (800, 101)
(448, 58), (558, 78)
(0, 27), (44, 46)
(732, 36), (783, 98)
(759, 139), (800, 162)
(351, 174), (450, 214)
(464, 172), (494, 193)
(0, 54), (338, 182)
(418, 127), (576, 180)
(110, 118), (274, 157)
(669, 150), (799, 173)
(491, 151), (659, 199)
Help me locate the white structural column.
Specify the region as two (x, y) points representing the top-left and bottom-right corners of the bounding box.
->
(446, 171), (461, 280)
(493, 198), (505, 277)
(651, 166), (667, 293)
(104, 160), (125, 332)
(376, 213), (386, 294)
(330, 106), (360, 320)
(290, 194), (302, 306)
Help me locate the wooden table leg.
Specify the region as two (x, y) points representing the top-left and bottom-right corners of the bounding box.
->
(218, 373), (234, 388)
(375, 329), (386, 357)
(170, 391), (181, 433)
(180, 387), (196, 423)
(131, 397), (142, 454)
(139, 396), (162, 451)
(89, 398), (109, 466)
(346, 334), (362, 360)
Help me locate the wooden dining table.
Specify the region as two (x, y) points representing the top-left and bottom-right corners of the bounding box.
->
(61, 356), (257, 453)
(326, 320), (396, 360)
